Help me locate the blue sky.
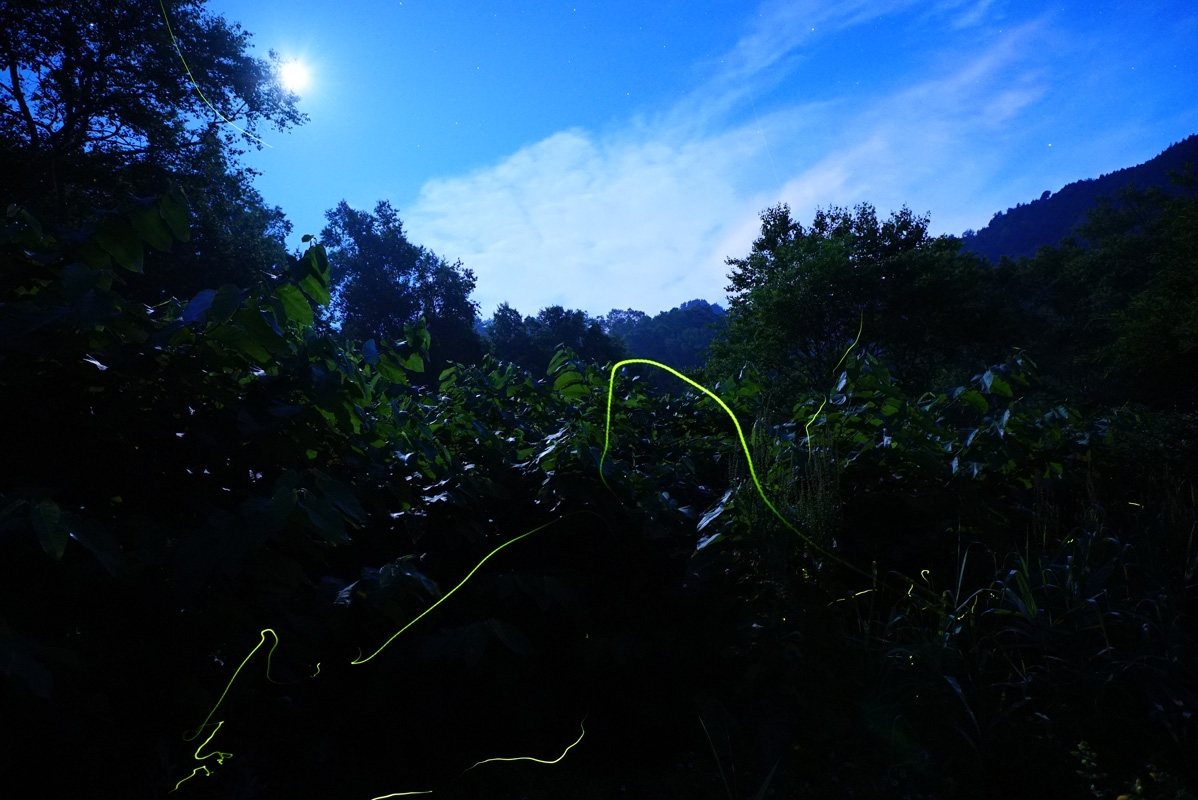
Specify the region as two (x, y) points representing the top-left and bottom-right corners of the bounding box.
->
(206, 0), (1196, 319)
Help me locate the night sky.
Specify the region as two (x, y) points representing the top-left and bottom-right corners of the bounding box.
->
(205, 0), (1197, 318)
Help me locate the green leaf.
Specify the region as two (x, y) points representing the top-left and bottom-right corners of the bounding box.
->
(209, 322), (271, 363)
(31, 500), (68, 559)
(298, 494), (349, 544)
(361, 338), (380, 365)
(129, 205), (173, 252)
(958, 389), (989, 413)
(553, 369), (588, 399)
(404, 318), (432, 354)
(547, 348), (570, 376)
(298, 245), (331, 307)
(989, 374), (1012, 397)
(314, 471), (365, 523)
(375, 354), (409, 385)
(182, 289), (217, 324)
(74, 241), (112, 271)
(380, 558), (440, 598)
(269, 471), (300, 526)
(159, 187), (191, 241)
(232, 308), (286, 354)
(399, 352), (424, 373)
(68, 518), (124, 577)
(696, 488), (733, 534)
(0, 620), (53, 699)
(274, 283), (314, 327)
(208, 284), (245, 325)
(486, 619), (532, 655)
(95, 216), (143, 273)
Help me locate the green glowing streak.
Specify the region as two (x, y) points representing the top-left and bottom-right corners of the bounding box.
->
(599, 321), (936, 601)
(832, 312), (865, 376)
(803, 397), (827, 459)
(183, 629), (280, 742)
(175, 630), (287, 788)
(156, 0), (271, 147)
(352, 518), (565, 664)
(601, 358), (839, 567)
(369, 791), (433, 798)
(805, 313), (863, 458)
(171, 766), (211, 793)
(171, 720), (231, 792)
(467, 718), (586, 770)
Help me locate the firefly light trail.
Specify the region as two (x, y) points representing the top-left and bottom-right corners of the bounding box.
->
(175, 339), (936, 795)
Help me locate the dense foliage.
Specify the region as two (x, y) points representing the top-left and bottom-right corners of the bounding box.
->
(1, 7), (1196, 798)
(320, 199), (484, 380)
(994, 173), (1198, 408)
(962, 134), (1198, 263)
(704, 203), (1016, 397)
(0, 0), (305, 301)
(482, 301), (626, 377)
(601, 299), (727, 394)
(1, 186), (1195, 798)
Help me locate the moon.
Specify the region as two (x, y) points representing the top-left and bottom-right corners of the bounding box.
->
(279, 60), (309, 93)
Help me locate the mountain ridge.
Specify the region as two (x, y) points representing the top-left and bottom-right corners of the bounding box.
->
(960, 134), (1198, 263)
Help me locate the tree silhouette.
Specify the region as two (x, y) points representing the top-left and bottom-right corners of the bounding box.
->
(484, 303), (625, 374)
(708, 202), (1010, 398)
(321, 200), (483, 372)
(0, 0), (307, 300)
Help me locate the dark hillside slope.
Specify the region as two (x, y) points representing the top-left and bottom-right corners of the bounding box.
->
(962, 133), (1198, 262)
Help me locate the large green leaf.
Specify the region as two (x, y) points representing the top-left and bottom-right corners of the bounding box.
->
(158, 186), (191, 241)
(553, 369), (588, 400)
(208, 284), (245, 326)
(298, 493), (349, 544)
(486, 618), (532, 655)
(375, 354), (409, 385)
(31, 500), (68, 560)
(404, 318), (432, 354)
(274, 283), (314, 327)
(957, 389), (989, 413)
(68, 517), (124, 577)
(129, 204), (173, 252)
(314, 471), (366, 523)
(209, 322), (271, 363)
(297, 245), (331, 306)
(0, 619), (53, 699)
(95, 216), (143, 273)
(182, 289), (217, 324)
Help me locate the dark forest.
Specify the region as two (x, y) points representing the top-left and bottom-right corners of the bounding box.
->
(2, 3), (1196, 798)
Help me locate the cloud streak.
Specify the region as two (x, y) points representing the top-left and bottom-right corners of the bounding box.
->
(399, 4), (1078, 319)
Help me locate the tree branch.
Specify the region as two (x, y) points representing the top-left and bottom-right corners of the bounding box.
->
(5, 60), (40, 149)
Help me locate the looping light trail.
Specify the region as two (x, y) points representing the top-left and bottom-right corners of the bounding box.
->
(174, 320), (937, 795)
(182, 629), (280, 744)
(600, 358), (842, 566)
(599, 312), (934, 603)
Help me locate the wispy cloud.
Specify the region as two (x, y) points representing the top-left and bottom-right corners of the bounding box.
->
(403, 3), (1056, 319)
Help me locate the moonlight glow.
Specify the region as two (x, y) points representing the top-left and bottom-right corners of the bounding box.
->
(279, 60), (309, 92)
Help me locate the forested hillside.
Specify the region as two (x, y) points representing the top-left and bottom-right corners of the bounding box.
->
(2, 4), (1196, 799)
(961, 134), (1198, 263)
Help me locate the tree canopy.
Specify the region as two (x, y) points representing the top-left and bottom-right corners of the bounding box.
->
(484, 302), (626, 375)
(1003, 172), (1198, 407)
(706, 202), (1014, 400)
(0, 0), (306, 300)
(320, 200), (483, 374)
